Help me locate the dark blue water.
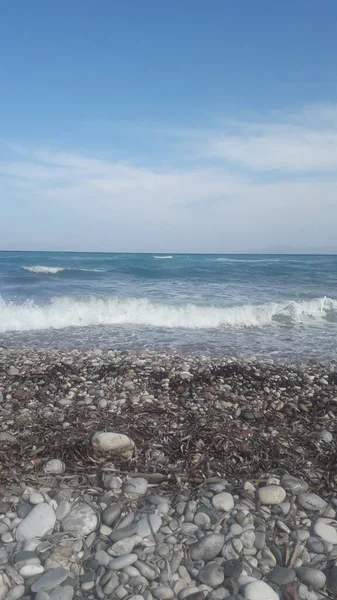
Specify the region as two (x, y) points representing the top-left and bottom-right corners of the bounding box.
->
(0, 251), (336, 358)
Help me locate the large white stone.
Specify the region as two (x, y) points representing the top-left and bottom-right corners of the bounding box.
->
(258, 485), (286, 505)
(16, 503), (56, 542)
(92, 432), (135, 456)
(313, 521), (337, 545)
(62, 503), (98, 537)
(212, 492), (234, 512)
(244, 580), (279, 600)
(123, 477), (148, 497)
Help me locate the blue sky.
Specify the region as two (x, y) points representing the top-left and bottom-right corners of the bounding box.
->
(1, 0), (337, 252)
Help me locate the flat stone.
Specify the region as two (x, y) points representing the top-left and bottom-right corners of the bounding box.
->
(110, 523), (138, 542)
(16, 503), (56, 542)
(49, 585), (74, 600)
(281, 474), (309, 494)
(267, 567), (296, 586)
(326, 566), (337, 594)
(190, 533), (225, 561)
(95, 550), (110, 566)
(108, 535), (142, 556)
(29, 492), (45, 505)
(258, 485), (286, 505)
(152, 585), (174, 599)
(295, 567), (326, 589)
(31, 568), (69, 592)
(108, 554), (138, 570)
(136, 514), (162, 538)
(62, 503), (98, 537)
(244, 580), (279, 600)
(313, 521), (337, 544)
(198, 562), (224, 587)
(91, 432), (135, 456)
(6, 585), (26, 600)
(102, 503), (122, 526)
(298, 493), (327, 512)
(212, 492), (234, 512)
(123, 477), (148, 497)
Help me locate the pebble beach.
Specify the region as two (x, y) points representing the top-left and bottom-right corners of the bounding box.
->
(1, 349), (337, 600)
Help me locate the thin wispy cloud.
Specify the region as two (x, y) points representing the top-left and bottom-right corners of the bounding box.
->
(1, 103), (337, 251)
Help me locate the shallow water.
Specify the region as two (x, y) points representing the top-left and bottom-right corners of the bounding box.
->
(0, 251), (336, 359)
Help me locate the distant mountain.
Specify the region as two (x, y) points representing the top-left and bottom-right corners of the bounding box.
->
(263, 245), (337, 255)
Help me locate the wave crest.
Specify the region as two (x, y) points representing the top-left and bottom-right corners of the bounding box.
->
(23, 266), (64, 274)
(0, 296), (336, 333)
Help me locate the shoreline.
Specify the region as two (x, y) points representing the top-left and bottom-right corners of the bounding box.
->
(1, 347), (336, 491)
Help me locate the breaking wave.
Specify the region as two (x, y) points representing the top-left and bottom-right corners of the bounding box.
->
(0, 296), (336, 333)
(22, 266), (107, 274)
(153, 256), (173, 259)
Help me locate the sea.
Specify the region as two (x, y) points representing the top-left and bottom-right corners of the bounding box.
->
(0, 251), (336, 360)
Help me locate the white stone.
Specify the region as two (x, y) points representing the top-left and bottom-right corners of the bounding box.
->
(16, 503), (56, 542)
(136, 514), (162, 538)
(43, 459), (65, 474)
(244, 580), (279, 600)
(108, 535), (142, 556)
(123, 478), (148, 497)
(212, 492), (234, 512)
(0, 587), (7, 600)
(191, 533), (225, 561)
(258, 485), (286, 505)
(29, 493), (44, 505)
(313, 521), (337, 544)
(19, 565), (45, 577)
(62, 503), (98, 537)
(91, 432), (135, 456)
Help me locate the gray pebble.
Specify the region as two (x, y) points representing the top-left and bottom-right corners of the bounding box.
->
(198, 561), (225, 587)
(102, 503), (122, 527)
(295, 567), (326, 589)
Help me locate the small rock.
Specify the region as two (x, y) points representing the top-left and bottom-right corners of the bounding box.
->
(267, 567), (296, 585)
(198, 562), (224, 587)
(95, 550), (110, 566)
(295, 567), (326, 589)
(29, 492), (44, 505)
(298, 493), (328, 512)
(123, 477), (148, 497)
(313, 521), (337, 544)
(43, 460), (65, 474)
(16, 503), (56, 541)
(244, 580), (279, 600)
(223, 559), (243, 580)
(49, 585), (74, 600)
(212, 492), (234, 512)
(326, 565), (337, 594)
(108, 554), (138, 570)
(92, 432), (135, 456)
(31, 568), (69, 592)
(190, 533), (225, 561)
(258, 485), (286, 505)
(136, 514), (162, 538)
(8, 366), (19, 375)
(108, 535), (142, 556)
(62, 503), (98, 537)
(152, 585), (174, 599)
(281, 474), (309, 494)
(102, 503), (122, 526)
(6, 585), (25, 600)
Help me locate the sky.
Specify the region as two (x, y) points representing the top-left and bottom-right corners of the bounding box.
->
(1, 0), (337, 253)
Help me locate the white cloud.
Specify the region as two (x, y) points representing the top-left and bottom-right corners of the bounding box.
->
(1, 103), (337, 251)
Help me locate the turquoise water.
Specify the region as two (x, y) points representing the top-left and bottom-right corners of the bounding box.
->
(0, 251), (336, 358)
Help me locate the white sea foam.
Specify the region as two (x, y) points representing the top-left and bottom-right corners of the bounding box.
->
(213, 257), (281, 263)
(153, 256), (173, 259)
(23, 266), (65, 274)
(22, 266), (107, 274)
(0, 296), (336, 333)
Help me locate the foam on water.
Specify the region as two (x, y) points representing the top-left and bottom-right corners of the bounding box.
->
(0, 295), (336, 333)
(153, 255), (173, 259)
(23, 266), (65, 274)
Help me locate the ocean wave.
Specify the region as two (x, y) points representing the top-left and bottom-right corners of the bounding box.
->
(22, 266), (65, 274)
(213, 258), (281, 263)
(22, 266), (107, 274)
(153, 256), (173, 259)
(0, 296), (336, 333)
